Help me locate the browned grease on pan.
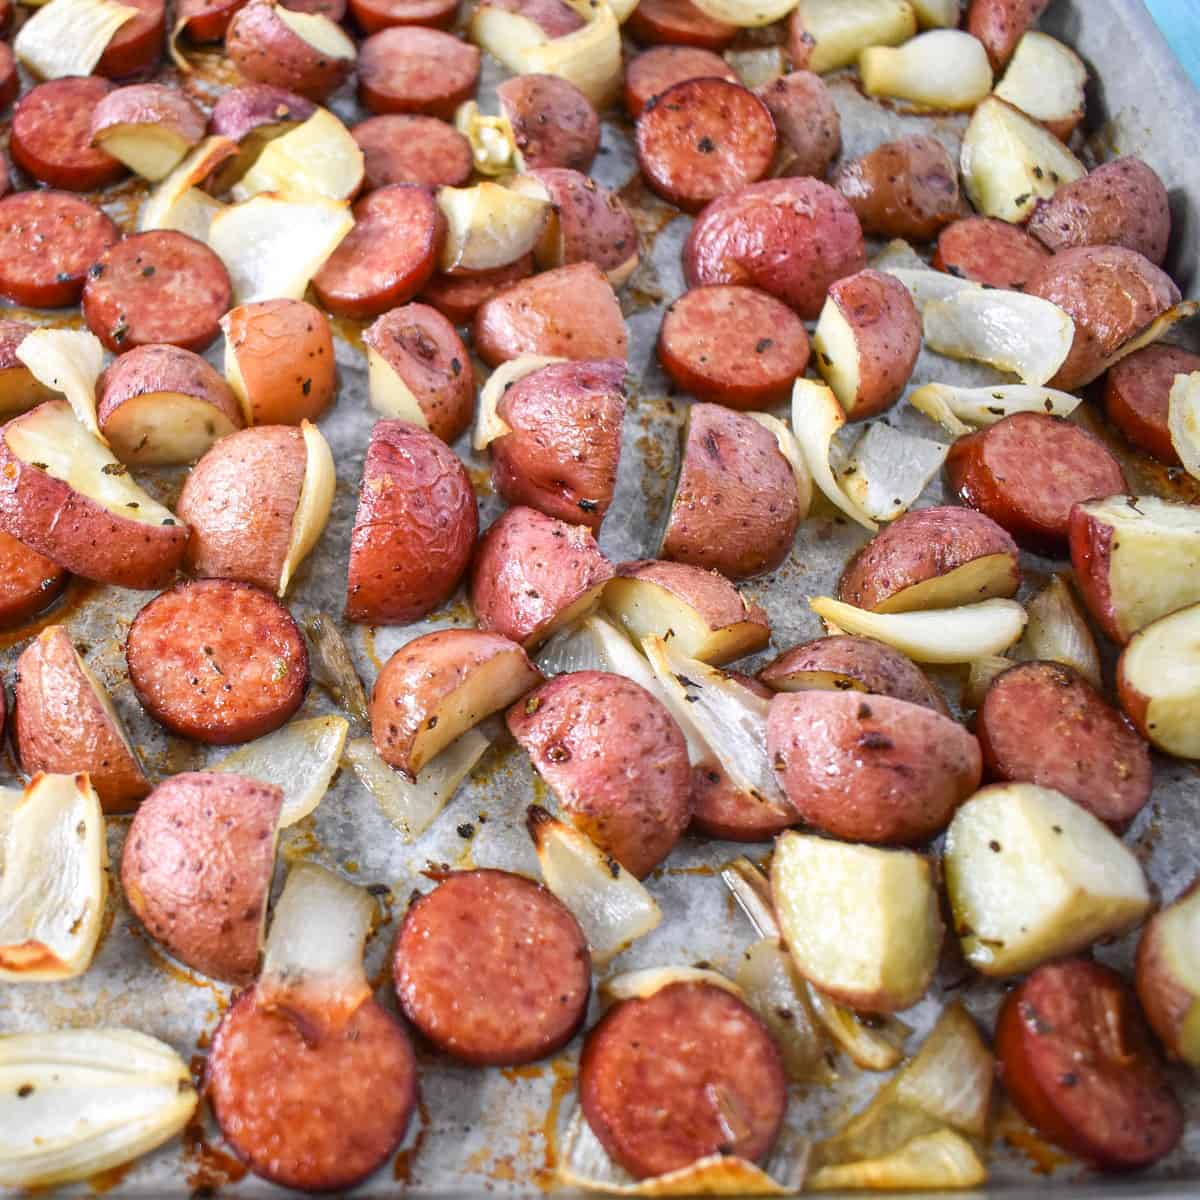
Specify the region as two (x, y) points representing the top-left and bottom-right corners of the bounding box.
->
(392, 1098), (432, 1183)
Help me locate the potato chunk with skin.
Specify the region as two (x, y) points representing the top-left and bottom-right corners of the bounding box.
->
(1136, 879), (1200, 1066)
(944, 782), (1151, 977)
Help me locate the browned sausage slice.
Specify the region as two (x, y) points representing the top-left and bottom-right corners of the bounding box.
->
(945, 412), (1127, 554)
(96, 0), (166, 78)
(352, 114), (472, 190)
(1103, 343), (1200, 466)
(0, 43), (18, 112)
(0, 192), (119, 309)
(0, 532), (67, 627)
(83, 231), (231, 353)
(626, 0), (735, 49)
(349, 0), (455, 30)
(11, 78), (126, 191)
(757, 71), (840, 180)
(658, 284), (809, 408)
(393, 869), (590, 1066)
(420, 255), (534, 325)
(690, 764), (795, 842)
(977, 661), (1152, 827)
(311, 184), (441, 319)
(995, 958), (1183, 1170)
(126, 579), (308, 744)
(580, 980), (787, 1179)
(496, 74), (599, 172)
(208, 988), (418, 1192)
(933, 216), (1051, 290)
(623, 46), (736, 119)
(358, 27), (481, 118)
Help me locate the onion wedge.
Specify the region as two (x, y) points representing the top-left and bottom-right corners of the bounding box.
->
(520, 1), (622, 109)
(809, 596), (1027, 663)
(1169, 369), (1200, 481)
(344, 729), (490, 843)
(724, 46), (787, 88)
(212, 715), (349, 828)
(962, 655), (1011, 710)
(870, 239), (924, 271)
(138, 136), (237, 236)
(923, 290), (1075, 386)
(602, 966), (743, 1003)
(1014, 574), (1102, 689)
(455, 101), (519, 177)
(15, 0), (135, 79)
(278, 418), (335, 598)
(527, 805), (660, 966)
(790, 378), (876, 532)
(840, 422), (947, 523)
(302, 613), (370, 730)
(691, 0), (796, 31)
(0, 774), (106, 982)
(232, 107), (364, 204)
(909, 382), (1081, 436)
(436, 181), (550, 274)
(473, 354), (564, 451)
(807, 1130), (985, 1191)
(882, 267), (978, 315)
(15, 329), (105, 442)
(0, 1029), (197, 1189)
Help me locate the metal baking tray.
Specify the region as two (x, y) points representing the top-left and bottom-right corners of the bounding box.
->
(2, 0), (1199, 1194)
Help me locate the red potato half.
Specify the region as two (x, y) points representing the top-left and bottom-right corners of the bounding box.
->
(993, 30), (1087, 141)
(1118, 602), (1200, 760)
(470, 506), (614, 649)
(965, 0), (1049, 70)
(496, 74), (600, 173)
(90, 85), (207, 182)
(371, 629), (541, 777)
(97, 344), (244, 466)
(661, 403), (799, 580)
(0, 320), (57, 418)
(768, 689), (982, 844)
(757, 71), (841, 181)
(207, 84), (318, 192)
(346, 420), (478, 625)
(1136, 879), (1200, 1067)
(603, 559), (769, 666)
(14, 626), (150, 813)
(811, 269), (920, 421)
(0, 400), (187, 591)
(837, 506), (1021, 613)
(121, 772), (283, 983)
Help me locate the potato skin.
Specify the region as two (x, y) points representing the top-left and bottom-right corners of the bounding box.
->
(527, 168), (638, 282)
(496, 74), (599, 173)
(966, 0), (1050, 69)
(176, 425), (307, 593)
(1025, 245), (1181, 390)
(1135, 878), (1200, 1064)
(14, 626), (149, 812)
(120, 771), (282, 983)
(838, 506), (1021, 612)
(767, 690), (982, 843)
(757, 71), (840, 181)
(90, 83), (207, 145)
(225, 0), (354, 102)
(1027, 159), (1172, 267)
(661, 403), (798, 579)
(346, 420), (477, 624)
(507, 670), (691, 878)
(491, 359), (625, 531)
(207, 82), (316, 141)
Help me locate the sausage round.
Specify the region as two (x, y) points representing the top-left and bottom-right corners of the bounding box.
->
(311, 184), (441, 319)
(420, 255), (534, 325)
(0, 532), (67, 627)
(352, 114), (473, 190)
(933, 216), (1051, 290)
(0, 44), (18, 112)
(1103, 343), (1200, 465)
(580, 980), (787, 1179)
(96, 0), (166, 78)
(623, 46), (737, 119)
(11, 78), (126, 191)
(349, 0), (456, 30)
(944, 412), (1127, 554)
(995, 958), (1183, 1170)
(393, 869), (590, 1066)
(636, 78), (776, 213)
(757, 71), (841, 181)
(497, 74), (600, 172)
(626, 0), (735, 49)
(126, 579), (308, 744)
(358, 27), (481, 119)
(657, 284), (810, 408)
(977, 661), (1152, 828)
(207, 989), (418, 1192)
(0, 191), (119, 308)
(83, 231), (232, 354)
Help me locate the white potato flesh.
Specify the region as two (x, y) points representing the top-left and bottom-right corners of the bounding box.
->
(233, 107), (364, 203)
(103, 393), (240, 467)
(138, 136), (238, 234)
(275, 6), (356, 57)
(792, 0), (917, 74)
(520, 0), (622, 109)
(15, 328), (105, 440)
(909, 0), (956, 26)
(859, 30), (993, 111)
(93, 126), (194, 183)
(944, 782), (1151, 976)
(15, 0), (134, 80)
(994, 32), (1087, 132)
(1168, 370), (1200, 480)
(1145, 890), (1200, 1063)
(278, 419), (335, 596)
(437, 181), (550, 273)
(840, 422), (947, 524)
(1119, 603), (1200, 759)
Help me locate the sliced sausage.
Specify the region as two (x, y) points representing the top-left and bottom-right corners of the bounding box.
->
(176, 0), (246, 40)
(497, 74), (599, 172)
(358, 27), (481, 119)
(96, 0), (166, 78)
(995, 958), (1183, 1170)
(349, 0), (455, 30)
(352, 114), (472, 190)
(944, 412), (1127, 554)
(487, 0), (581, 33)
(420, 255), (534, 325)
(933, 216), (1051, 290)
(126, 579), (308, 744)
(311, 184), (441, 319)
(657, 284), (809, 408)
(626, 0), (735, 49)
(623, 46), (737, 120)
(757, 71), (840, 181)
(83, 231), (231, 354)
(0, 44), (18, 112)
(636, 78), (776, 213)
(1103, 343), (1200, 465)
(0, 191), (119, 309)
(0, 532), (67, 627)
(11, 77), (126, 191)
(580, 980), (787, 1179)
(207, 989), (418, 1192)
(690, 764), (796, 842)
(393, 869), (590, 1065)
(977, 661), (1152, 827)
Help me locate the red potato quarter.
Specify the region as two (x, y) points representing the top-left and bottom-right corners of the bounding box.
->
(626, 0), (735, 49)
(350, 0), (457, 31)
(757, 71), (841, 181)
(1104, 343), (1200, 465)
(352, 115), (473, 190)
(966, 0), (1050, 70)
(420, 255), (534, 325)
(11, 77), (126, 191)
(689, 762), (797, 843)
(358, 27), (481, 119)
(0, 532), (67, 627)
(623, 46), (737, 119)
(933, 216), (1051, 290)
(497, 74), (600, 172)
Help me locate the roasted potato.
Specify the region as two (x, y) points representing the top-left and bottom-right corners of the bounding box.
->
(661, 403), (800, 579)
(206, 83), (317, 192)
(14, 626), (150, 813)
(437, 181), (549, 275)
(993, 30), (1086, 140)
(859, 30), (994, 112)
(121, 772), (282, 983)
(756, 71), (841, 181)
(89, 84), (207, 182)
(768, 689), (981, 844)
(97, 344), (243, 466)
(965, 0), (1049, 69)
(1104, 343), (1199, 465)
(495, 73), (600, 173)
(1117, 602), (1200, 759)
(1136, 878), (1200, 1067)
(812, 269), (920, 420)
(372, 630), (541, 778)
(507, 669), (692, 878)
(0, 319), (58, 418)
(0, 531), (67, 628)
(838, 506), (1021, 613)
(788, 0), (918, 75)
